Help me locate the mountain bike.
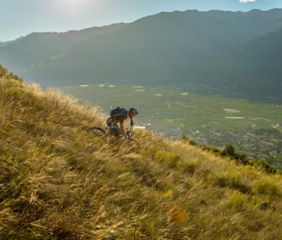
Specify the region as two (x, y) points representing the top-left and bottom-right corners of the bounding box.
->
(87, 125), (138, 145)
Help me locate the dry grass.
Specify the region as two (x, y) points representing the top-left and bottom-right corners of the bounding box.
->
(0, 67), (282, 239)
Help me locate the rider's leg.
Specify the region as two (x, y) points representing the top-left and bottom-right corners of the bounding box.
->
(110, 123), (122, 137)
(106, 117), (113, 127)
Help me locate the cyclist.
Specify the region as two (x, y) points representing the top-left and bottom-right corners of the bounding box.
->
(106, 107), (139, 138)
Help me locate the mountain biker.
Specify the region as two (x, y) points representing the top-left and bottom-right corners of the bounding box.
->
(106, 107), (139, 139)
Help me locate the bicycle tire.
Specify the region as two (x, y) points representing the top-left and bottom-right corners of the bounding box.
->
(87, 127), (107, 137)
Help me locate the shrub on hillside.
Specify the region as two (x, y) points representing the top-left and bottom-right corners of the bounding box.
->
(0, 65), (8, 77)
(252, 159), (277, 174)
(214, 171), (250, 193)
(226, 192), (248, 212)
(200, 144), (278, 174)
(181, 135), (197, 146)
(221, 144), (235, 156)
(0, 65), (22, 82)
(200, 145), (221, 154)
(221, 145), (249, 165)
(154, 150), (181, 168)
(250, 196), (270, 210)
(253, 179), (281, 197)
(3, 87), (25, 100)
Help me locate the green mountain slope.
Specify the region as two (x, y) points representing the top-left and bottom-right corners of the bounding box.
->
(228, 28), (282, 98)
(0, 24), (124, 73)
(0, 37), (24, 48)
(1, 9), (282, 101)
(1, 66), (282, 239)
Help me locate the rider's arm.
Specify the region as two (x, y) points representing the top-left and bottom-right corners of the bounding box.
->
(130, 117), (134, 128)
(119, 120), (127, 138)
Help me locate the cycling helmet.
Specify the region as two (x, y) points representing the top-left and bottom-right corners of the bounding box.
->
(129, 108), (139, 114)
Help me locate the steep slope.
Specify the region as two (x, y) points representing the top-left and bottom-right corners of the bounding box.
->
(1, 9), (282, 101)
(0, 66), (282, 239)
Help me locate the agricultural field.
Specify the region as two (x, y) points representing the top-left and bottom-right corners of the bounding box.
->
(60, 84), (282, 131)
(60, 84), (282, 167)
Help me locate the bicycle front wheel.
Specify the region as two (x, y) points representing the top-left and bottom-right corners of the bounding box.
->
(87, 127), (107, 137)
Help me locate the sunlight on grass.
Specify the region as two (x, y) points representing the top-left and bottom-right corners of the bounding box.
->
(0, 65), (282, 239)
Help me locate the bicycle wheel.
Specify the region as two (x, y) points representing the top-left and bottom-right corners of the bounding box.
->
(87, 127), (106, 137)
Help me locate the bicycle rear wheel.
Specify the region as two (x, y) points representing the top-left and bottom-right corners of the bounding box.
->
(87, 127), (106, 137)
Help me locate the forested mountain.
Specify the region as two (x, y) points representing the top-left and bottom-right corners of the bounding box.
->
(0, 24), (125, 73)
(227, 28), (282, 99)
(1, 9), (282, 101)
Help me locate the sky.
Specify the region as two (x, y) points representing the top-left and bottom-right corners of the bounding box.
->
(1, 0), (281, 42)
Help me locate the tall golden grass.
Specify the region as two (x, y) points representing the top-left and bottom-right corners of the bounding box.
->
(0, 66), (281, 239)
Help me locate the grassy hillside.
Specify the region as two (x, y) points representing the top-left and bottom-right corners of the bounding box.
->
(1, 66), (282, 240)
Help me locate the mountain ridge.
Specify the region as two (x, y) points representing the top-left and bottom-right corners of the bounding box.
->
(4, 8), (282, 44)
(1, 9), (282, 101)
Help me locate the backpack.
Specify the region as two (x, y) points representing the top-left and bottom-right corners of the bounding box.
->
(110, 107), (128, 118)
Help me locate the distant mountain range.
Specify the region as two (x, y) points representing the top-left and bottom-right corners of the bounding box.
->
(0, 37), (24, 48)
(1, 9), (282, 102)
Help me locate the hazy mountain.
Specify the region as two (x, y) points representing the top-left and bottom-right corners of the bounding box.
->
(1, 9), (282, 101)
(0, 24), (125, 73)
(0, 42), (10, 48)
(0, 36), (24, 48)
(226, 28), (282, 99)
